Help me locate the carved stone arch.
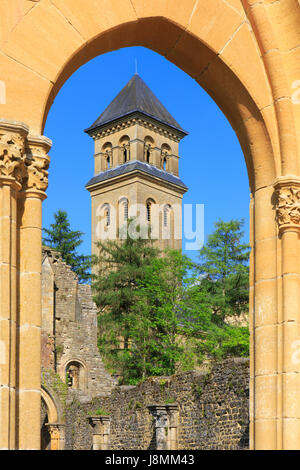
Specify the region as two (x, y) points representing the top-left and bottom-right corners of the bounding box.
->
(146, 197), (156, 224)
(119, 135), (130, 162)
(163, 203), (172, 228)
(1, 0), (299, 451)
(119, 196), (129, 223)
(144, 136), (154, 163)
(41, 385), (64, 450)
(101, 142), (112, 169)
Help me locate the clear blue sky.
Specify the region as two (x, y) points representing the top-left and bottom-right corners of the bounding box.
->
(43, 46), (250, 262)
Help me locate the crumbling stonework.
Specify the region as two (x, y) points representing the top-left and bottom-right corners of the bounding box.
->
(41, 247), (115, 399)
(40, 250), (249, 450)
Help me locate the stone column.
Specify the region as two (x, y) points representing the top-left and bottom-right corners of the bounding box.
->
(46, 423), (65, 450)
(169, 155), (179, 176)
(88, 415), (111, 450)
(252, 183), (278, 449)
(0, 119), (29, 450)
(129, 138), (144, 162)
(17, 134), (51, 450)
(274, 177), (300, 449)
(151, 147), (162, 168)
(148, 404), (179, 450)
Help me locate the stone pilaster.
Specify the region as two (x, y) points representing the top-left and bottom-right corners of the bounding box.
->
(46, 423), (65, 450)
(273, 177), (300, 449)
(148, 404), (179, 450)
(88, 415), (111, 450)
(17, 134), (51, 450)
(0, 119), (29, 450)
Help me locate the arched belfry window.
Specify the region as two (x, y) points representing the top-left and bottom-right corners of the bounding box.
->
(163, 156), (167, 171)
(146, 147), (151, 163)
(106, 153), (111, 169)
(102, 142), (113, 170)
(161, 143), (171, 172)
(144, 136), (154, 164)
(119, 135), (130, 163)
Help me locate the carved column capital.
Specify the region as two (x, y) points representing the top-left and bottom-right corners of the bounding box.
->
(274, 177), (300, 233)
(23, 134), (52, 194)
(0, 119), (29, 189)
(46, 423), (65, 450)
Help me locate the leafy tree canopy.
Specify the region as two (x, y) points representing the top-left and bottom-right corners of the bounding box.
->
(196, 219), (250, 322)
(92, 218), (250, 384)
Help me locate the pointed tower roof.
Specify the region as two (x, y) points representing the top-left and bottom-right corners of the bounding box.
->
(85, 74), (188, 137)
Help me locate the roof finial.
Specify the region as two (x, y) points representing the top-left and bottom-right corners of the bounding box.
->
(135, 58), (138, 75)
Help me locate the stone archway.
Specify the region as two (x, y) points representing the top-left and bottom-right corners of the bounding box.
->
(63, 358), (88, 393)
(0, 0), (299, 450)
(41, 386), (65, 450)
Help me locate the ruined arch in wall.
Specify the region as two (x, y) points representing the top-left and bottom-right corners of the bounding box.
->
(0, 0), (299, 450)
(63, 358), (88, 393)
(41, 386), (65, 450)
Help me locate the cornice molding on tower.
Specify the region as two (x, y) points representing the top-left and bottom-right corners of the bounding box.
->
(87, 114), (184, 143)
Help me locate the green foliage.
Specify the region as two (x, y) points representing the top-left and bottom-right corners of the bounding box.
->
(92, 221), (160, 382)
(124, 249), (192, 381)
(196, 219), (250, 321)
(92, 218), (250, 384)
(179, 218), (250, 360)
(88, 408), (109, 416)
(165, 397), (176, 404)
(94, 408), (109, 416)
(43, 209), (91, 283)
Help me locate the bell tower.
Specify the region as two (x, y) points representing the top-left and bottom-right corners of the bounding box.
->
(85, 74), (188, 255)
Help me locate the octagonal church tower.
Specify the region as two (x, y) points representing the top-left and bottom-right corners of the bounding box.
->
(85, 74), (188, 255)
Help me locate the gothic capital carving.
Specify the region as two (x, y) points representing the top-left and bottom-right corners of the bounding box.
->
(23, 134), (52, 192)
(0, 120), (29, 186)
(274, 177), (300, 232)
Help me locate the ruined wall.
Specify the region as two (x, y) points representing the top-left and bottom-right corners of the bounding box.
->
(64, 358), (249, 450)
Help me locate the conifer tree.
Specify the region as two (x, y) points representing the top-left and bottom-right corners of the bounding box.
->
(43, 209), (91, 283)
(196, 219), (250, 322)
(91, 223), (159, 380)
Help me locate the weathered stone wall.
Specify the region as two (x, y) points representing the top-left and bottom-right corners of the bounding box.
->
(64, 358), (249, 450)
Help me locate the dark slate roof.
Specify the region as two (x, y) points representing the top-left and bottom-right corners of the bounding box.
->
(85, 74), (187, 136)
(85, 160), (188, 190)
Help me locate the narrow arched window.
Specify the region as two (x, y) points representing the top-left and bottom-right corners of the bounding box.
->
(124, 144), (128, 163)
(146, 201), (151, 223)
(119, 136), (130, 164)
(124, 200), (128, 221)
(164, 206), (169, 227)
(144, 137), (154, 164)
(163, 157), (167, 171)
(103, 204), (110, 226)
(106, 154), (111, 169)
